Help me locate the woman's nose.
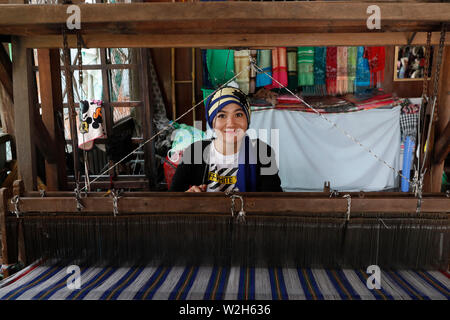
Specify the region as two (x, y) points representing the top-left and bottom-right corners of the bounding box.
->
(226, 116), (236, 126)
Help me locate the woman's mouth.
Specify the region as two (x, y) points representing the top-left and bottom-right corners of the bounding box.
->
(224, 129), (238, 135)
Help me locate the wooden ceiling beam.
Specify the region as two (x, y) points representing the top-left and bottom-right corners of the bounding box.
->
(0, 3), (449, 26)
(0, 3), (449, 37)
(19, 32), (450, 49)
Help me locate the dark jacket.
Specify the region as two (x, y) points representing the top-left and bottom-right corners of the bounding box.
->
(169, 139), (283, 192)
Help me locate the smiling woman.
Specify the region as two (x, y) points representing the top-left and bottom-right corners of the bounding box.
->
(169, 87), (282, 193)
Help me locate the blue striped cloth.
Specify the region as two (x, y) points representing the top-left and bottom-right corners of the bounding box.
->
(0, 260), (448, 300)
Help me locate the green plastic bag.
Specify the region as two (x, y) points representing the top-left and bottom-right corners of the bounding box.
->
(170, 122), (206, 152)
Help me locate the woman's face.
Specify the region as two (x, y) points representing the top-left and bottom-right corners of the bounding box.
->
(213, 103), (248, 145)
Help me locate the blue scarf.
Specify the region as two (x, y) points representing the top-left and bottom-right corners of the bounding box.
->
(355, 46), (371, 93)
(236, 136), (257, 192)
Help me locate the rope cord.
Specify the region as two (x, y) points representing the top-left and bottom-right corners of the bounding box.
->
(249, 57), (417, 187)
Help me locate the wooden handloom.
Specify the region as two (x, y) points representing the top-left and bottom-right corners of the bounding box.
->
(0, 2), (449, 277)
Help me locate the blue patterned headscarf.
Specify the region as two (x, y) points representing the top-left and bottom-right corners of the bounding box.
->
(204, 87), (251, 129)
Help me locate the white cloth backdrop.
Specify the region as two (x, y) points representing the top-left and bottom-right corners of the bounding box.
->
(248, 107), (401, 192)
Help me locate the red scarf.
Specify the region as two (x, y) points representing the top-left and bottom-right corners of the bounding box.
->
(266, 47), (288, 89)
(364, 46), (385, 86)
(326, 46), (337, 95)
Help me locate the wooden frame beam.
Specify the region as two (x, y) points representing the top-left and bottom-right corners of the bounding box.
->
(18, 32), (450, 49)
(6, 193), (450, 215)
(0, 3), (449, 32)
(12, 36), (37, 191)
(37, 49), (67, 190)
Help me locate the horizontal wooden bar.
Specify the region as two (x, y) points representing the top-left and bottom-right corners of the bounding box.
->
(19, 32), (450, 49)
(23, 191), (448, 198)
(0, 3), (449, 27)
(7, 195), (450, 215)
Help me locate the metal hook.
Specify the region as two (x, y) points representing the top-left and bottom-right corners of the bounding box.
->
(227, 192), (246, 223)
(111, 189), (121, 217)
(415, 172), (425, 214)
(235, 194), (246, 223)
(343, 194), (351, 221)
(11, 195), (20, 218)
(248, 55), (259, 75)
(74, 183), (85, 212)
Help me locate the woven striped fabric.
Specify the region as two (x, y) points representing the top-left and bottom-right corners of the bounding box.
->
(0, 260), (448, 300)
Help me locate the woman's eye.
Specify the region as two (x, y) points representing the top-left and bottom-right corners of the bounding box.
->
(217, 114), (225, 118)
(236, 113), (244, 117)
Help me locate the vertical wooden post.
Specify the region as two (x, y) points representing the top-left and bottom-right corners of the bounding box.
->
(37, 49), (67, 191)
(12, 180), (26, 266)
(11, 36), (37, 192)
(0, 44), (15, 136)
(430, 46), (450, 192)
(100, 49), (114, 181)
(140, 48), (156, 188)
(0, 187), (12, 278)
(62, 36), (81, 185)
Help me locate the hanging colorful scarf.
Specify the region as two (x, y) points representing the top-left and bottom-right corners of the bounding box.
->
(201, 49), (213, 88)
(255, 50), (272, 88)
(249, 50), (257, 94)
(266, 47), (288, 89)
(311, 46), (327, 96)
(365, 46), (385, 87)
(336, 47), (348, 95)
(326, 46), (337, 95)
(303, 47), (327, 96)
(297, 47), (314, 88)
(287, 47), (298, 91)
(347, 46), (357, 94)
(234, 50), (251, 94)
(355, 46), (371, 94)
(206, 49), (235, 88)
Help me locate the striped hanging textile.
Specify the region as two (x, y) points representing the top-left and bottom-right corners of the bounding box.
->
(249, 50), (257, 94)
(336, 47), (348, 95)
(206, 49), (235, 88)
(311, 46), (327, 96)
(297, 47), (314, 88)
(287, 47), (298, 91)
(326, 46), (338, 95)
(255, 50), (272, 88)
(347, 47), (358, 94)
(1, 260), (449, 300)
(266, 47), (288, 89)
(302, 47), (327, 96)
(234, 50), (251, 94)
(365, 46), (386, 87)
(355, 46), (371, 94)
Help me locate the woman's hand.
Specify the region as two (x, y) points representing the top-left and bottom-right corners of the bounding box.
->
(186, 184), (207, 192)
